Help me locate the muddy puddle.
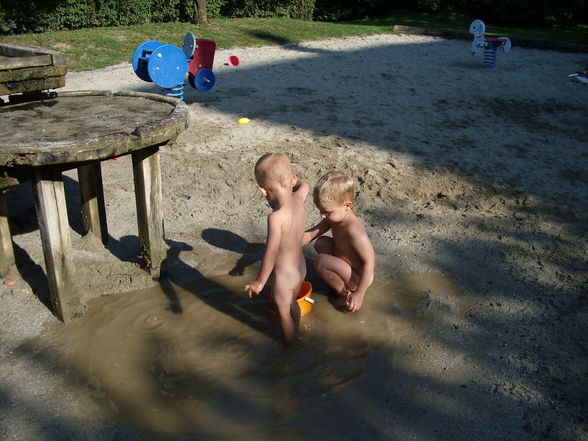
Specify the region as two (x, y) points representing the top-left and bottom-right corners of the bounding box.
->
(32, 269), (466, 440)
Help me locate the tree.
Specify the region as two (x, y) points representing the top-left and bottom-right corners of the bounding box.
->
(194, 0), (208, 25)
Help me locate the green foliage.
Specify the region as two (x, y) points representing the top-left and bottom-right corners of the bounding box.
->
(1, 0), (318, 34)
(313, 0), (390, 21)
(292, 0), (316, 20)
(219, 0), (292, 18)
(465, 0), (585, 27)
(206, 0), (225, 18)
(0, 2), (20, 34)
(214, 0), (317, 20)
(0, 0), (194, 35)
(312, 0), (585, 26)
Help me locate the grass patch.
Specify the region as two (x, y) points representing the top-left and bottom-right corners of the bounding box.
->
(0, 15), (585, 72)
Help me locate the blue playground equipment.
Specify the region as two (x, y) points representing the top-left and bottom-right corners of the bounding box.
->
(132, 33), (217, 100)
(133, 41), (188, 99)
(469, 19), (511, 68)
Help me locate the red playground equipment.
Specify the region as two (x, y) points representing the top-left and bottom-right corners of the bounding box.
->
(184, 32), (216, 92)
(132, 32), (217, 100)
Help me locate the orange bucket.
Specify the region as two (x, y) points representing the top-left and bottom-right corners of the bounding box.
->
(297, 281), (314, 316)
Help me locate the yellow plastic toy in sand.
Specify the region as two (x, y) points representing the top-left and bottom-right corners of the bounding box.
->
(238, 117), (250, 125)
(297, 281), (314, 316)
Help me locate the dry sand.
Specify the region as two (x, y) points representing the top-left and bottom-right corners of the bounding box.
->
(1, 33), (587, 440)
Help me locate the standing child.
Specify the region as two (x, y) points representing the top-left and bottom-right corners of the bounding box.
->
(245, 153), (309, 345)
(303, 171), (375, 312)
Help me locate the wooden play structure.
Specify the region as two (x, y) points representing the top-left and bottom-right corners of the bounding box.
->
(0, 44), (190, 322)
(0, 43), (66, 101)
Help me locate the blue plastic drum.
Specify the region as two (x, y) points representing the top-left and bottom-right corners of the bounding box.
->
(183, 32), (197, 59)
(132, 40), (163, 82)
(189, 68), (216, 92)
(147, 44), (189, 89)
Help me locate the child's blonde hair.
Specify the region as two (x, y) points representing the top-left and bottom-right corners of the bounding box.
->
(313, 171), (355, 206)
(254, 153), (293, 189)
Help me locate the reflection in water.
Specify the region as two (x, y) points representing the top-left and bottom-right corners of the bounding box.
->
(36, 269), (465, 440)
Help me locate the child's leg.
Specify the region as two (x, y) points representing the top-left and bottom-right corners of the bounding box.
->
(273, 283), (298, 345)
(290, 289), (301, 334)
(313, 254), (359, 293)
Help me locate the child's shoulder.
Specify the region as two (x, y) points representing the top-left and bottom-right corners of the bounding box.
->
(347, 212), (369, 235)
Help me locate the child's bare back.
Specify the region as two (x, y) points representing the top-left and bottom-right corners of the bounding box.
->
(245, 153), (309, 344)
(268, 189), (307, 294)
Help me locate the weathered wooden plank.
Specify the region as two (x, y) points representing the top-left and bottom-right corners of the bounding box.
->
(132, 145), (166, 279)
(0, 75), (65, 95)
(0, 55), (52, 71)
(0, 191), (15, 276)
(32, 167), (82, 322)
(78, 162), (108, 244)
(0, 64), (67, 82)
(0, 44), (50, 57)
(0, 43), (66, 65)
(393, 25), (471, 41)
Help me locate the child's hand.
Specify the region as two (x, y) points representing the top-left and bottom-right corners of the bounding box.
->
(244, 280), (264, 298)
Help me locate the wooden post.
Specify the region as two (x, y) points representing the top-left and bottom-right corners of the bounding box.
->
(132, 145), (166, 279)
(32, 167), (82, 322)
(0, 191), (15, 276)
(78, 162), (108, 244)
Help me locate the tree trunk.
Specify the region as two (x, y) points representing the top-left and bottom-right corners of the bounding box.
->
(194, 0), (208, 25)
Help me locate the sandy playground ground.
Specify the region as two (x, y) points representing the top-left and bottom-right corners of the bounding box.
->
(0, 32), (587, 440)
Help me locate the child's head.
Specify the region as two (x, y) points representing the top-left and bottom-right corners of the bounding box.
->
(313, 171), (355, 208)
(254, 153), (295, 193)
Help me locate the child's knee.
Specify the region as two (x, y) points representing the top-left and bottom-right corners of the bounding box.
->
(314, 236), (333, 254)
(274, 294), (292, 315)
(313, 254), (325, 272)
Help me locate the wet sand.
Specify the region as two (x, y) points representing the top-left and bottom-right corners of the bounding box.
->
(34, 268), (463, 440)
(1, 33), (587, 440)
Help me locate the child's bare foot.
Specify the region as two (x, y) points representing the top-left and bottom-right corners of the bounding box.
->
(333, 288), (352, 311)
(333, 295), (349, 311)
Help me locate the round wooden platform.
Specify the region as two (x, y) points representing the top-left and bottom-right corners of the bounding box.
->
(0, 90), (189, 167)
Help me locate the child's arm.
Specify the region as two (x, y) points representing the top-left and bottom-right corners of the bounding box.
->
(346, 231), (375, 312)
(293, 179), (309, 200)
(301, 219), (330, 246)
(245, 212), (282, 297)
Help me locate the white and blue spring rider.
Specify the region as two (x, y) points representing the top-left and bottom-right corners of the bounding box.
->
(469, 19), (512, 68)
(132, 41), (188, 100)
